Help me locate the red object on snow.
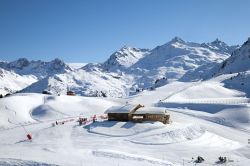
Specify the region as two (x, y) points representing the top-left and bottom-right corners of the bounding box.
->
(27, 134), (32, 140)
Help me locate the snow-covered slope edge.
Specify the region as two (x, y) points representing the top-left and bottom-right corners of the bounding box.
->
(0, 68), (37, 96)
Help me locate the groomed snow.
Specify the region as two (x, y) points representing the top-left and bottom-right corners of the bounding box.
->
(0, 75), (250, 165)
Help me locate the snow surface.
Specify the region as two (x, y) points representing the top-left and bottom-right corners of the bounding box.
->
(1, 76), (250, 165)
(0, 68), (37, 95)
(1, 37), (250, 165)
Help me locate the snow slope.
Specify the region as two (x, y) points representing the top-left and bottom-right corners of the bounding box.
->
(216, 37), (250, 74)
(0, 68), (37, 95)
(1, 74), (250, 165)
(0, 58), (72, 96)
(197, 37), (250, 97)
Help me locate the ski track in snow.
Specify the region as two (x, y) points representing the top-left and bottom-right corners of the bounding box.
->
(92, 150), (174, 166)
(0, 158), (59, 166)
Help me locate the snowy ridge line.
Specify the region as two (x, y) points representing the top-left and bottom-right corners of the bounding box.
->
(161, 97), (250, 104)
(92, 150), (175, 166)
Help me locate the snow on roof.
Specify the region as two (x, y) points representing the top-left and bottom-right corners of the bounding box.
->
(133, 107), (168, 115)
(105, 104), (138, 114)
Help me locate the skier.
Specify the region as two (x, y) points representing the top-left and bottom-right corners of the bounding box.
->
(27, 134), (32, 141)
(93, 115), (97, 123)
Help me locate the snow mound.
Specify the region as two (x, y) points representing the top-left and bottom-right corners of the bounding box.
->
(86, 121), (205, 144)
(31, 104), (69, 121)
(167, 82), (244, 100)
(86, 121), (166, 137)
(128, 123), (205, 145)
(0, 94), (45, 128)
(187, 131), (241, 150)
(0, 93), (118, 129)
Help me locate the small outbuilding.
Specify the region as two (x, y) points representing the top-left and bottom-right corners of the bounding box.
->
(67, 90), (75, 96)
(105, 104), (170, 124)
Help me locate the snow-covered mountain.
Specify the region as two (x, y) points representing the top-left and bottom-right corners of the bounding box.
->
(132, 37), (229, 77)
(180, 39), (240, 82)
(201, 38), (239, 55)
(181, 37), (250, 97)
(0, 58), (72, 96)
(0, 68), (37, 95)
(0, 58), (72, 79)
(101, 46), (150, 72)
(206, 37), (250, 97)
(216, 37), (250, 74)
(1, 37), (240, 97)
(22, 67), (132, 97)
(128, 37), (231, 88)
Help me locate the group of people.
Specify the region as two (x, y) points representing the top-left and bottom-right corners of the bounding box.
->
(218, 156), (227, 163)
(51, 115), (98, 127)
(78, 117), (87, 125)
(78, 115), (97, 126)
(191, 156), (228, 164)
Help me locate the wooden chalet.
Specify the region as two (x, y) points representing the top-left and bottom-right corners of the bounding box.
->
(105, 104), (170, 124)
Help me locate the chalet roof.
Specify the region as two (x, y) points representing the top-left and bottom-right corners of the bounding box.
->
(133, 107), (168, 115)
(105, 104), (138, 114)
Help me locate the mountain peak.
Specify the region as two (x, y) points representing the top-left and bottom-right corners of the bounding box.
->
(101, 46), (150, 71)
(211, 38), (227, 46)
(120, 45), (131, 50)
(9, 58), (30, 69)
(243, 37), (250, 45)
(169, 36), (185, 44)
(50, 58), (65, 65)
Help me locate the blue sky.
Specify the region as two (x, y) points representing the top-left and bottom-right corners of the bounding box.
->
(0, 0), (249, 63)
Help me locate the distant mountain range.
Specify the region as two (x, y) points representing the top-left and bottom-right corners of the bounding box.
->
(1, 37), (250, 97)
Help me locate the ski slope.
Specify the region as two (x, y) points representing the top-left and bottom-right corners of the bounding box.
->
(0, 77), (250, 165)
